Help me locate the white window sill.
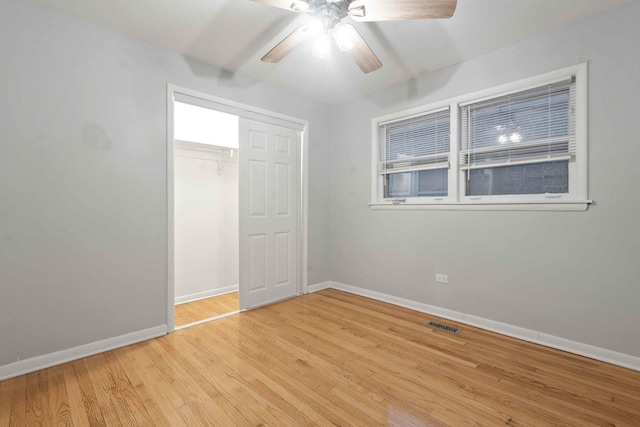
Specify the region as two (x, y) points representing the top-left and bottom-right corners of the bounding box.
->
(369, 200), (592, 212)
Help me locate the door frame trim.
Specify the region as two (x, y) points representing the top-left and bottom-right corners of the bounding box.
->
(166, 84), (309, 333)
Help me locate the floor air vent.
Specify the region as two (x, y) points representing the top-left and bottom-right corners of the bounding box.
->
(426, 320), (461, 335)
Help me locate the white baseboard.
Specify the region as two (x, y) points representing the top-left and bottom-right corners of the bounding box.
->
(5, 282), (637, 382)
(0, 325), (167, 381)
(175, 285), (238, 305)
(311, 281), (640, 372)
(307, 281), (332, 293)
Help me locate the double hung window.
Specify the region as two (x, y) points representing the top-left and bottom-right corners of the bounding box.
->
(380, 109), (450, 199)
(460, 79), (575, 198)
(371, 64), (589, 210)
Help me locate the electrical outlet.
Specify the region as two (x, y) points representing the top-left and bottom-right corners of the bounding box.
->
(435, 274), (448, 284)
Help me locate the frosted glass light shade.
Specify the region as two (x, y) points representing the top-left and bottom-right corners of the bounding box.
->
(312, 33), (332, 59)
(332, 22), (358, 52)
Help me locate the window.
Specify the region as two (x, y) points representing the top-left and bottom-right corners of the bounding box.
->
(370, 64), (589, 211)
(381, 109), (450, 199)
(460, 79), (574, 197)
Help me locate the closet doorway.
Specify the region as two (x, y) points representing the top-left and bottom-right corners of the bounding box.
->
(166, 85), (309, 332)
(172, 101), (240, 329)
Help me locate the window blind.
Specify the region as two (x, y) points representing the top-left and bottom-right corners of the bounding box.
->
(380, 109), (450, 175)
(460, 78), (575, 170)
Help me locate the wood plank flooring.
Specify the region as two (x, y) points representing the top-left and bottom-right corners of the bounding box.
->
(174, 292), (238, 327)
(2, 289), (640, 426)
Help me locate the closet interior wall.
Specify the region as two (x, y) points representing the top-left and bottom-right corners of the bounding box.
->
(174, 143), (239, 304)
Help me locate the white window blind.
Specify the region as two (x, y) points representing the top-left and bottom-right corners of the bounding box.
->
(460, 78), (576, 170)
(380, 108), (450, 175)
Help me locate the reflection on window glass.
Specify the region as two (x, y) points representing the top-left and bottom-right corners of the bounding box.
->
(467, 161), (568, 196)
(467, 89), (570, 152)
(386, 169), (448, 198)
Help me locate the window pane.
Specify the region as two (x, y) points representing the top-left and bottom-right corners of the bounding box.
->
(459, 79), (575, 174)
(467, 161), (568, 196)
(386, 172), (412, 198)
(385, 169), (448, 198)
(463, 80), (572, 152)
(417, 169), (448, 197)
(468, 91), (570, 151)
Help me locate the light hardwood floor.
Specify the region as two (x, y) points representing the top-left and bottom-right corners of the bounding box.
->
(174, 292), (239, 327)
(2, 289), (640, 426)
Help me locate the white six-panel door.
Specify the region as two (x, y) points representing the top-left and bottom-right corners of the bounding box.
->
(239, 119), (299, 310)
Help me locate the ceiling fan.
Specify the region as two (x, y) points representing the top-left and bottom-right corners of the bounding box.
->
(252, 0), (458, 73)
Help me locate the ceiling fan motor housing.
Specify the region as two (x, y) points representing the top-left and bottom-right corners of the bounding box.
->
(304, 0), (353, 29)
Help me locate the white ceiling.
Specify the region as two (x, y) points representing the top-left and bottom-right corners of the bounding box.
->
(30, 0), (634, 105)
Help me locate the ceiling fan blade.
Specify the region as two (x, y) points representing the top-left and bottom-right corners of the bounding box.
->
(348, 28), (382, 73)
(261, 24), (312, 63)
(349, 0), (457, 22)
(250, 0), (297, 12)
(251, 0), (311, 13)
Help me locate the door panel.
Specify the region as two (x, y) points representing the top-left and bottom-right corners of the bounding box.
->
(239, 119), (299, 310)
(275, 163), (291, 216)
(248, 234), (267, 291)
(275, 134), (291, 154)
(249, 129), (267, 150)
(275, 231), (291, 286)
(249, 160), (267, 217)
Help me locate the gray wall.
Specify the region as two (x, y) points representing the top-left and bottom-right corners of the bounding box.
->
(329, 1), (640, 357)
(0, 0), (331, 366)
(2, 0), (639, 370)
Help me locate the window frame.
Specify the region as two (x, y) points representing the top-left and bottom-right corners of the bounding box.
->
(370, 63), (591, 211)
(379, 105), (452, 203)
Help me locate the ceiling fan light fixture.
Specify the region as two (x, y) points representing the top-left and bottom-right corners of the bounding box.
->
(332, 22), (358, 52)
(256, 0), (459, 73)
(312, 33), (332, 59)
(289, 1), (309, 12)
